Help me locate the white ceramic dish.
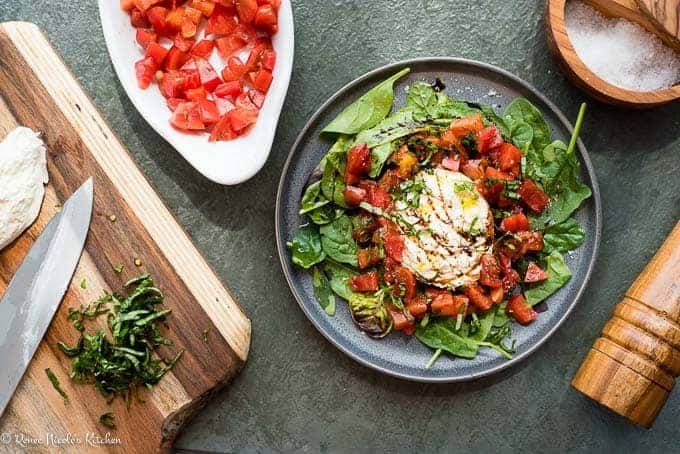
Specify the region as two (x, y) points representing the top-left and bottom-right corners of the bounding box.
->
(98, 1), (294, 185)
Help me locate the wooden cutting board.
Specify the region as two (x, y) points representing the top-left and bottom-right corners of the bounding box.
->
(0, 22), (251, 453)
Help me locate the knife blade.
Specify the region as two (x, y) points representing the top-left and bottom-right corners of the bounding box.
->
(0, 177), (93, 417)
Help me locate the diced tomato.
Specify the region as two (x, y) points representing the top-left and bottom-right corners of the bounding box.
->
(484, 166), (514, 181)
(498, 143), (522, 176)
(215, 35), (248, 57)
(146, 6), (168, 35)
(261, 49), (276, 71)
(227, 56), (247, 78)
(441, 156), (460, 171)
(357, 247), (381, 270)
(344, 143), (370, 184)
(173, 34), (195, 52)
(440, 129), (461, 150)
(349, 272), (380, 292)
(449, 113), (484, 137)
(406, 296), (429, 319)
(461, 159), (484, 180)
(382, 229), (404, 262)
(135, 28), (156, 48)
(165, 6), (185, 33)
(181, 17), (198, 38)
(342, 185), (367, 207)
(377, 169), (402, 192)
(252, 69), (273, 92)
(163, 46), (190, 70)
(518, 231), (544, 252)
(389, 145), (417, 178)
(167, 97), (182, 111)
(214, 97), (235, 116)
(525, 262), (548, 283)
(518, 179), (550, 213)
(144, 42), (168, 67)
(209, 115), (238, 142)
(358, 180), (392, 209)
(160, 70), (184, 97)
(194, 58), (221, 91)
(236, 0), (258, 24)
(196, 98), (220, 124)
(507, 294), (537, 325)
(185, 86), (208, 100)
(133, 0), (162, 12)
(463, 282), (493, 311)
(134, 57), (156, 89)
(235, 91), (259, 111)
(227, 107), (258, 132)
(388, 266), (417, 301)
(490, 286), (504, 304)
(476, 125), (503, 153)
(388, 304), (415, 335)
(214, 80), (243, 98)
(431, 292), (468, 317)
(188, 0), (215, 16)
(120, 0), (135, 11)
(248, 89), (265, 108)
(206, 6), (238, 35)
(130, 8), (150, 28)
(480, 254), (503, 288)
(191, 39), (215, 58)
(502, 269), (520, 292)
(170, 101), (205, 130)
(184, 6), (203, 24)
(254, 4), (278, 32)
(500, 213), (530, 232)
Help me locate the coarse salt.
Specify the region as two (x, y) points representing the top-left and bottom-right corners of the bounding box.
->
(565, 0), (680, 91)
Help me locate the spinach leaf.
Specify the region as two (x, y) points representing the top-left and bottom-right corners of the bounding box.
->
(313, 267), (336, 316)
(405, 81), (437, 116)
(528, 140), (591, 229)
(503, 98), (551, 152)
(415, 318), (480, 359)
(523, 252), (572, 305)
(543, 218), (585, 255)
(369, 142), (396, 178)
(319, 215), (359, 266)
(322, 68), (410, 134)
(310, 206), (344, 225)
(299, 181), (330, 215)
(325, 135), (351, 174)
(324, 260), (359, 300)
(508, 121), (533, 151)
(320, 159), (349, 209)
(288, 225), (326, 269)
(354, 110), (427, 148)
(470, 307), (496, 341)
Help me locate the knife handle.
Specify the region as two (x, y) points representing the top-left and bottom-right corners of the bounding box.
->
(572, 220), (680, 428)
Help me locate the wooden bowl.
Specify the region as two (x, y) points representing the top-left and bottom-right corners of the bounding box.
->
(546, 0), (680, 108)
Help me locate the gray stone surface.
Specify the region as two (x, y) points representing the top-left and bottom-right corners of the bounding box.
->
(1, 0), (679, 452)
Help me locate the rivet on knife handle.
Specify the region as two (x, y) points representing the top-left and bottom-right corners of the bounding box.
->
(572, 220), (680, 428)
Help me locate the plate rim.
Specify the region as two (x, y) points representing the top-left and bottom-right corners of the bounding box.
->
(275, 57), (602, 383)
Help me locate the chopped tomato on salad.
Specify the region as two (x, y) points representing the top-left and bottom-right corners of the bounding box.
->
(121, 0), (280, 141)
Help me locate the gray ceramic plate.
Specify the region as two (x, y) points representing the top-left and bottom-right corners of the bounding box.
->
(276, 58), (601, 382)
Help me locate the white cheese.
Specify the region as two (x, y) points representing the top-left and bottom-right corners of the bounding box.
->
(393, 168), (492, 289)
(0, 127), (49, 251)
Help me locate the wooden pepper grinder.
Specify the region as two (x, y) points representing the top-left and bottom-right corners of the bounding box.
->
(572, 221), (680, 428)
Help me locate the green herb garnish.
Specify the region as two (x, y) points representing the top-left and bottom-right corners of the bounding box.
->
(45, 368), (68, 404)
(80, 278), (87, 289)
(99, 412), (116, 430)
(113, 264), (124, 274)
(202, 328), (210, 342)
(58, 274), (184, 408)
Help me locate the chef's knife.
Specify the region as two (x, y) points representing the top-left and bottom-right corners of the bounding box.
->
(0, 178), (93, 417)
